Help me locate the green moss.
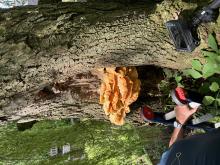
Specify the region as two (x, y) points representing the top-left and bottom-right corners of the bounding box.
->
(0, 26), (6, 36)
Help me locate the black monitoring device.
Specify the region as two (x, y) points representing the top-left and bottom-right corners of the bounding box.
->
(166, 0), (220, 52)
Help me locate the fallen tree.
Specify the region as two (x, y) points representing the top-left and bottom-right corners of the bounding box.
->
(0, 0), (219, 124)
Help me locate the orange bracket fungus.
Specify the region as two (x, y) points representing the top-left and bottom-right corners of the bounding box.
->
(99, 67), (141, 125)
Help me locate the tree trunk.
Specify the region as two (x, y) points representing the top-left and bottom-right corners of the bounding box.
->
(0, 0), (219, 124)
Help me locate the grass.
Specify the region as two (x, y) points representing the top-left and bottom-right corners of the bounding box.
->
(0, 119), (169, 165)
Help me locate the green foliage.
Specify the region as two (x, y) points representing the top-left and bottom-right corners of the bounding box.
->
(191, 59), (202, 71)
(159, 68), (175, 93)
(199, 82), (210, 94)
(175, 76), (182, 83)
(203, 96), (215, 105)
(185, 34), (220, 80)
(185, 68), (202, 79)
(216, 98), (220, 106)
(175, 75), (183, 87)
(183, 33), (220, 107)
(208, 33), (219, 53)
(209, 82), (219, 92)
(202, 63), (216, 78)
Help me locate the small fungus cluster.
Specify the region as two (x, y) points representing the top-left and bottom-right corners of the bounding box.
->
(99, 67), (141, 125)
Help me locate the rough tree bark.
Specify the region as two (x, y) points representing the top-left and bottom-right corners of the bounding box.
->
(0, 0), (219, 124)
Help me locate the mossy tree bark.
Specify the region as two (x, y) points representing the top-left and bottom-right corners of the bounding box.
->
(0, 0), (219, 124)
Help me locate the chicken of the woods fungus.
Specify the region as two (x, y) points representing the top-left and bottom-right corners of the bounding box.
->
(99, 67), (141, 125)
